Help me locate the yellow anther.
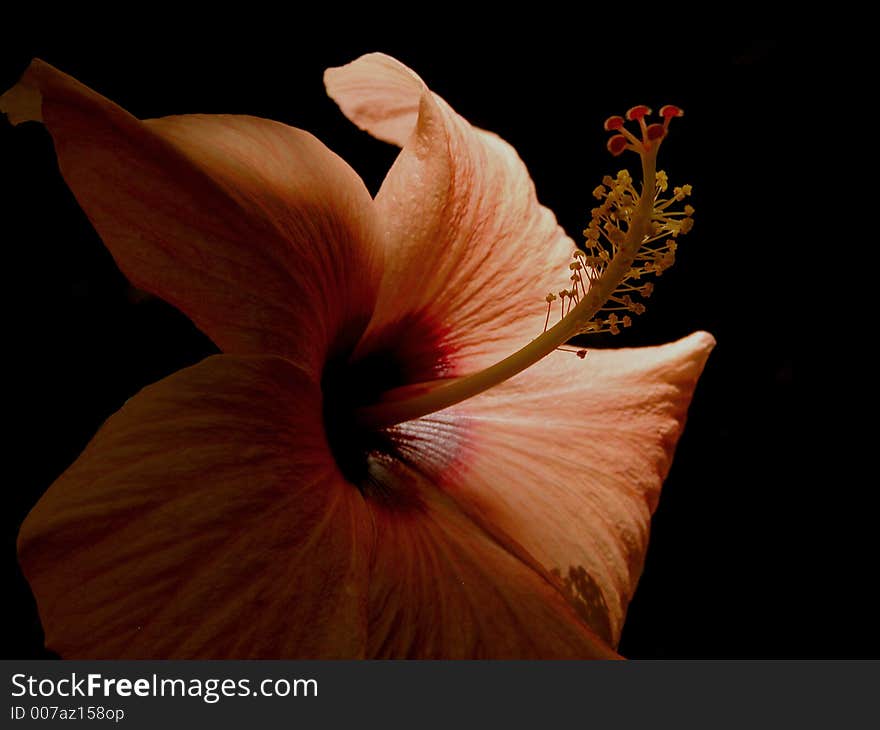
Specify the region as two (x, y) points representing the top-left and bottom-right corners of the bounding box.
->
(656, 170), (668, 191)
(607, 314), (621, 335)
(673, 184), (693, 201)
(560, 152), (693, 335)
(593, 185), (606, 199)
(545, 292), (557, 303)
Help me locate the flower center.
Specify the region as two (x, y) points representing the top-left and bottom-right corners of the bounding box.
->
(322, 346), (404, 491)
(355, 105), (692, 431)
(321, 316), (456, 495)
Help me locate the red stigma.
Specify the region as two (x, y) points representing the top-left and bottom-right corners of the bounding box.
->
(626, 105), (651, 121)
(646, 123), (666, 141)
(607, 135), (628, 156)
(604, 103), (682, 156)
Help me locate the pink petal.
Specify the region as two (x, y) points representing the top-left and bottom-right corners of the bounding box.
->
(18, 355), (372, 658)
(363, 455), (618, 658)
(1, 60), (382, 377)
(390, 332), (716, 647)
(325, 53), (574, 381)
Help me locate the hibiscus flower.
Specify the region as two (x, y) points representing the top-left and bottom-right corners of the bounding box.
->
(1, 52), (714, 659)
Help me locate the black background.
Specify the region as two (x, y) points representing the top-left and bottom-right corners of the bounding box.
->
(1, 16), (811, 659)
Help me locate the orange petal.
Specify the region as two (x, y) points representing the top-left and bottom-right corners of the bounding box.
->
(18, 355), (372, 658)
(390, 332), (716, 647)
(325, 53), (574, 380)
(363, 455), (618, 658)
(1, 60), (382, 377)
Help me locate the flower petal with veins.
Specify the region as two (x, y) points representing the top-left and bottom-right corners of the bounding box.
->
(392, 332), (716, 646)
(326, 53), (575, 381)
(1, 60), (383, 377)
(18, 356), (372, 658)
